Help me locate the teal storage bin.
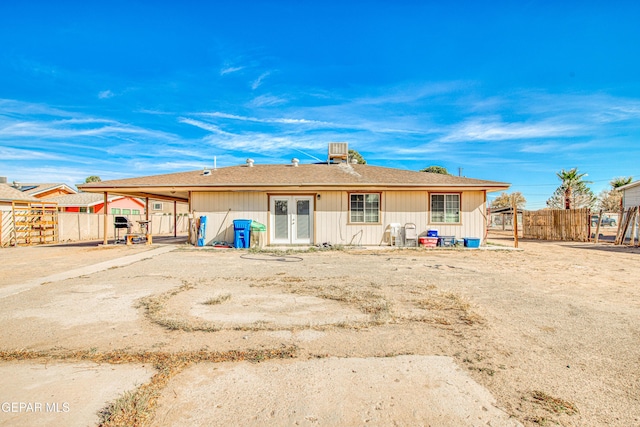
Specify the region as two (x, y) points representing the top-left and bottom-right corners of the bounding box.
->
(463, 238), (480, 248)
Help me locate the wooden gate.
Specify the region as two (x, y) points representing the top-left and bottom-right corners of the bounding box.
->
(522, 208), (590, 242)
(11, 201), (59, 246)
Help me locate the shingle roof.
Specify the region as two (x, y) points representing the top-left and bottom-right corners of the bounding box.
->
(0, 184), (41, 203)
(79, 163), (509, 189)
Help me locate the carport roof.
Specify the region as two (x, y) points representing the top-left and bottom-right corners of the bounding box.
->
(78, 162), (510, 202)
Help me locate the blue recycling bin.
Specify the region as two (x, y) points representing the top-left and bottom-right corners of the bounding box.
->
(197, 216), (207, 247)
(233, 219), (252, 248)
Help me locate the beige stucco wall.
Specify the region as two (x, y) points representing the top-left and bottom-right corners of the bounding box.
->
(192, 190), (488, 247)
(56, 213), (189, 243)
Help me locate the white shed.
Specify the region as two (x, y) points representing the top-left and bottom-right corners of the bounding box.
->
(619, 180), (640, 209)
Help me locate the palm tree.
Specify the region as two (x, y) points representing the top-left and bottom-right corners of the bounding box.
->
(556, 168), (592, 210)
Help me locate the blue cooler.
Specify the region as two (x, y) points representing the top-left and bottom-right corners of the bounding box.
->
(233, 219), (252, 248)
(463, 238), (480, 248)
(427, 229), (438, 237)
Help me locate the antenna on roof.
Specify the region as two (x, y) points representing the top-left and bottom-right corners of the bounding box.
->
(214, 156), (217, 171)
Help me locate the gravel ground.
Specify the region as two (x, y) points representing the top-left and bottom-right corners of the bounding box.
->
(0, 234), (638, 426)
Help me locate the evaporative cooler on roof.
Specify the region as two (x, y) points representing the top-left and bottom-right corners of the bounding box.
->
(328, 142), (348, 163)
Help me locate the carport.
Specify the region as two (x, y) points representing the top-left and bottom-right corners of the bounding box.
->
(77, 182), (190, 245)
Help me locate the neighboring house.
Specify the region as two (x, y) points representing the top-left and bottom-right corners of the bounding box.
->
(48, 193), (146, 214)
(0, 182), (40, 210)
(79, 148), (509, 246)
(619, 181), (640, 209)
(148, 199), (189, 216)
(16, 182), (77, 199)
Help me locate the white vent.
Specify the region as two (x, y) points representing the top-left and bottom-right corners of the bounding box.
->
(202, 169), (211, 176)
(246, 158), (254, 167)
(291, 158), (299, 167)
(328, 142), (348, 163)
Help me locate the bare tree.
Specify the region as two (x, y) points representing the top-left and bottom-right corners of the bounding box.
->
(491, 192), (526, 209)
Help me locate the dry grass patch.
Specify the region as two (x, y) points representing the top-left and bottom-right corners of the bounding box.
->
(530, 390), (578, 415)
(412, 291), (485, 326)
(290, 284), (392, 323)
(202, 293), (231, 305)
(0, 347), (298, 427)
(137, 281), (219, 332)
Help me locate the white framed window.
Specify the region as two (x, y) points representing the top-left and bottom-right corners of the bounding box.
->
(152, 202), (163, 211)
(350, 193), (380, 223)
(430, 193), (460, 223)
(111, 208), (121, 214)
(122, 209), (131, 215)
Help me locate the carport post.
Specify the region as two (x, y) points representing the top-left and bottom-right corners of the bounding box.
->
(103, 192), (108, 245)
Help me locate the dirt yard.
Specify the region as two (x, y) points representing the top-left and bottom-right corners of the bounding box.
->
(0, 234), (639, 426)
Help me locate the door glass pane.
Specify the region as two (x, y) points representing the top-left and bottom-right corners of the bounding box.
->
(275, 200), (288, 239)
(296, 200), (310, 239)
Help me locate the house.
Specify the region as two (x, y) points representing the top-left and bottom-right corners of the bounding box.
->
(1, 180), (58, 247)
(79, 146), (510, 246)
(147, 199), (189, 216)
(47, 193), (146, 214)
(15, 182), (77, 199)
(0, 182), (40, 210)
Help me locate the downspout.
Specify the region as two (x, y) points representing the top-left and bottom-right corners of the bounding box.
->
(174, 200), (177, 237)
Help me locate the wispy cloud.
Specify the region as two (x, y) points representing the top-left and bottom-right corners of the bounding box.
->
(0, 147), (65, 160)
(178, 118), (234, 136)
(200, 111), (333, 126)
(220, 65), (245, 75)
(438, 119), (582, 143)
(0, 119), (176, 140)
(98, 90), (115, 99)
(247, 94), (288, 107)
(251, 71), (271, 90)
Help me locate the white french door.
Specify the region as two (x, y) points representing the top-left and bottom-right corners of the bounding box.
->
(270, 196), (314, 245)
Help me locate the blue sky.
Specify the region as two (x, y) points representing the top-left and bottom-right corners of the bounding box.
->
(1, 1), (639, 209)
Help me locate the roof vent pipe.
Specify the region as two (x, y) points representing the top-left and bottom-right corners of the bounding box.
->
(291, 158), (299, 167)
(246, 158), (254, 167)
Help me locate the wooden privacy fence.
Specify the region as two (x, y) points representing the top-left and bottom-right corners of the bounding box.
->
(615, 206), (640, 245)
(522, 208), (590, 242)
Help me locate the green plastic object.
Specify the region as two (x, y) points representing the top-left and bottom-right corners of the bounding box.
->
(250, 221), (266, 231)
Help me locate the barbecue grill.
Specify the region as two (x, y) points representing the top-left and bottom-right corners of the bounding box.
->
(114, 216), (133, 242)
